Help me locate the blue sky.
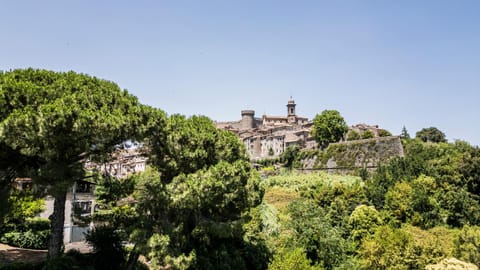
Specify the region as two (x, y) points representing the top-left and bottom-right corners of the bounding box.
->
(2, 1), (479, 146)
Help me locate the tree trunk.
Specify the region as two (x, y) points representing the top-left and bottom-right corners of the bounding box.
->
(48, 191), (67, 258)
(125, 247), (140, 270)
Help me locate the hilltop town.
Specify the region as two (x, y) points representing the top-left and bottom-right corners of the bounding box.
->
(216, 98), (387, 160)
(3, 70), (479, 270)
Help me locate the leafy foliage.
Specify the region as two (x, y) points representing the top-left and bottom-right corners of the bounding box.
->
(0, 143), (41, 223)
(85, 225), (126, 270)
(454, 226), (480, 266)
(346, 130), (361, 141)
(286, 199), (346, 269)
(361, 130), (374, 139)
(94, 114), (265, 269)
(384, 181), (414, 223)
(259, 172), (365, 269)
(258, 136), (480, 269)
(147, 114), (245, 184)
(416, 127), (447, 143)
(263, 171), (360, 192)
(136, 161), (264, 269)
(348, 205), (382, 244)
(400, 126), (410, 139)
(1, 191), (45, 233)
(311, 110), (348, 148)
(378, 129), (392, 137)
(0, 191), (49, 250)
(357, 225), (457, 270)
(3, 69), (480, 269)
(279, 145), (301, 168)
(0, 68), (160, 257)
(0, 230), (50, 249)
(304, 175), (367, 231)
(269, 247), (322, 270)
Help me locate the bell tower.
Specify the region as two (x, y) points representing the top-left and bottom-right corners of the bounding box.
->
(287, 97), (296, 123)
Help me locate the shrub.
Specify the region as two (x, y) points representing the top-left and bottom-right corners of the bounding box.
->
(378, 129), (392, 137)
(346, 130), (360, 141)
(361, 130), (375, 139)
(25, 218), (50, 231)
(42, 256), (76, 270)
(1, 191), (45, 233)
(0, 230), (50, 249)
(269, 247), (321, 270)
(454, 226), (480, 266)
(85, 226), (125, 270)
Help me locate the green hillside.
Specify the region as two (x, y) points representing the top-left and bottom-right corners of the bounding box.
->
(254, 139), (480, 269)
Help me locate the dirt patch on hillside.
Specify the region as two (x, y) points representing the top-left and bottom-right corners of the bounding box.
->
(0, 243), (47, 265)
(0, 242), (92, 265)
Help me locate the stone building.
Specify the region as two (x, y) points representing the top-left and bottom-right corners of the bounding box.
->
(37, 146), (148, 244)
(84, 146), (147, 179)
(216, 98), (315, 160)
(262, 99), (309, 126)
(40, 180), (96, 243)
(13, 176), (97, 244)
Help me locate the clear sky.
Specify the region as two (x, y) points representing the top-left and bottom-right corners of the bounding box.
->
(2, 1), (479, 146)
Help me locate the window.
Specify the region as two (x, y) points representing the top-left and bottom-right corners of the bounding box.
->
(76, 182), (93, 193)
(74, 201), (92, 216)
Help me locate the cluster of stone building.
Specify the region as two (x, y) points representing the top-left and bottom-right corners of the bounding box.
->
(216, 98), (386, 160)
(84, 146), (147, 179)
(216, 98), (315, 160)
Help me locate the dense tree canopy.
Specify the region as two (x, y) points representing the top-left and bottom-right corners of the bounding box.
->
(416, 127), (447, 143)
(3, 68), (480, 270)
(311, 110), (348, 148)
(146, 114), (245, 183)
(94, 114), (265, 269)
(0, 68), (160, 258)
(0, 69), (264, 268)
(0, 143), (40, 222)
(257, 135), (480, 269)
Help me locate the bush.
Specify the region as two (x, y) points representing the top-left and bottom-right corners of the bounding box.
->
(346, 130), (360, 141)
(1, 192), (45, 233)
(85, 226), (125, 270)
(378, 129), (392, 137)
(361, 130), (375, 139)
(454, 226), (480, 266)
(0, 230), (50, 249)
(25, 218), (50, 231)
(279, 145), (301, 168)
(269, 247), (321, 270)
(42, 256), (77, 270)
